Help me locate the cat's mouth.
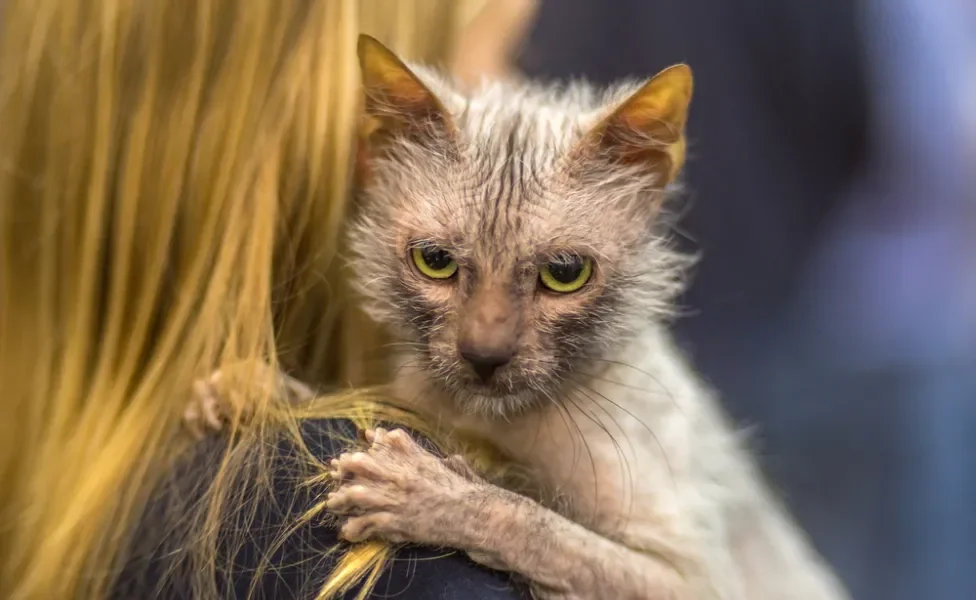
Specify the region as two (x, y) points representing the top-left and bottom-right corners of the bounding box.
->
(457, 371), (518, 396)
(447, 369), (552, 417)
(451, 384), (541, 418)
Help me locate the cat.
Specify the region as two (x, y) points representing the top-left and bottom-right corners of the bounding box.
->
(187, 34), (851, 600)
(324, 35), (851, 600)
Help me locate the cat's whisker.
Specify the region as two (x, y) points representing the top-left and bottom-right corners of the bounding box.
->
(535, 384), (600, 507)
(583, 357), (686, 417)
(569, 371), (653, 393)
(561, 386), (636, 523)
(378, 341), (427, 351)
(563, 376), (657, 441)
(392, 360), (425, 380)
(567, 379), (677, 490)
(564, 382), (636, 474)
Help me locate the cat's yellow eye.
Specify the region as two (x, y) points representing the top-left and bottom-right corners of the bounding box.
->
(411, 245), (458, 279)
(539, 256), (592, 293)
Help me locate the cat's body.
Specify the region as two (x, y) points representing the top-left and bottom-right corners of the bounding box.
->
(199, 35), (848, 600)
(393, 324), (847, 599)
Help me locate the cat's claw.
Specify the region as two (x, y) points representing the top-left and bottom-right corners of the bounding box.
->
(182, 363), (316, 440)
(327, 428), (481, 544)
(183, 371), (232, 439)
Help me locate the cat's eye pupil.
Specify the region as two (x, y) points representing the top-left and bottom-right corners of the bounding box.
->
(547, 259), (584, 284)
(421, 246), (452, 270)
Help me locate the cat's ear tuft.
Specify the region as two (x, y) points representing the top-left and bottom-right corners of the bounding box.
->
(578, 64), (693, 184)
(356, 34), (454, 141)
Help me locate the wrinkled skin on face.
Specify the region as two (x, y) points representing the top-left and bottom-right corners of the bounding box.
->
(349, 40), (690, 417)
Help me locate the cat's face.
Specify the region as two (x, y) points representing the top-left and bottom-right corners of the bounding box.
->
(349, 36), (692, 417)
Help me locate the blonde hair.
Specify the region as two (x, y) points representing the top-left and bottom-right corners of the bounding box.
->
(0, 0), (487, 598)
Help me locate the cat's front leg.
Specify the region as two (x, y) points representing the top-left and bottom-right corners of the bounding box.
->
(326, 428), (501, 548)
(326, 428), (690, 600)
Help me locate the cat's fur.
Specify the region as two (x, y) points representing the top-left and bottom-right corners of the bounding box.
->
(329, 36), (850, 600)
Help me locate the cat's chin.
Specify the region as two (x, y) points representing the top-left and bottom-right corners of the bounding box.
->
(451, 385), (542, 420)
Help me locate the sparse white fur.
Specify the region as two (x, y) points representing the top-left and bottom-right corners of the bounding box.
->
(341, 61), (850, 599)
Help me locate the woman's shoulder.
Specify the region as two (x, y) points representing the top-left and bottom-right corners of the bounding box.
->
(113, 418), (527, 599)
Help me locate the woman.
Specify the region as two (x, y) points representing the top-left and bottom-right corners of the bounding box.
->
(0, 0), (527, 598)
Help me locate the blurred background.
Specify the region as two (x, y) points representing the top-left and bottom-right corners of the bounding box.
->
(460, 1), (975, 599)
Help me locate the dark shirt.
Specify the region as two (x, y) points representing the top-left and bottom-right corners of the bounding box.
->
(113, 419), (528, 599)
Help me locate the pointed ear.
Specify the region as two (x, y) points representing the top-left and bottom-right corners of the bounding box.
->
(578, 64), (693, 184)
(356, 34), (455, 142)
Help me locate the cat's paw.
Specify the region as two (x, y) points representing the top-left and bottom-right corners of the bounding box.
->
(181, 363), (316, 440)
(326, 428), (480, 544)
(181, 363), (283, 439)
(182, 370), (237, 439)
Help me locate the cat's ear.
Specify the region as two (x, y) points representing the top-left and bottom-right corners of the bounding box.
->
(577, 64), (693, 184)
(356, 34), (455, 143)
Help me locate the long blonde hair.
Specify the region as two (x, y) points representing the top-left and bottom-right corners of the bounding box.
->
(0, 1), (486, 598)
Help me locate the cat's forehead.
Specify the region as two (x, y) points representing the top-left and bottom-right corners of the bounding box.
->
(390, 74), (650, 259)
(405, 141), (628, 265)
(455, 79), (614, 150)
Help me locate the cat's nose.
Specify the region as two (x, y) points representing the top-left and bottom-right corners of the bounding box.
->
(459, 346), (513, 382)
